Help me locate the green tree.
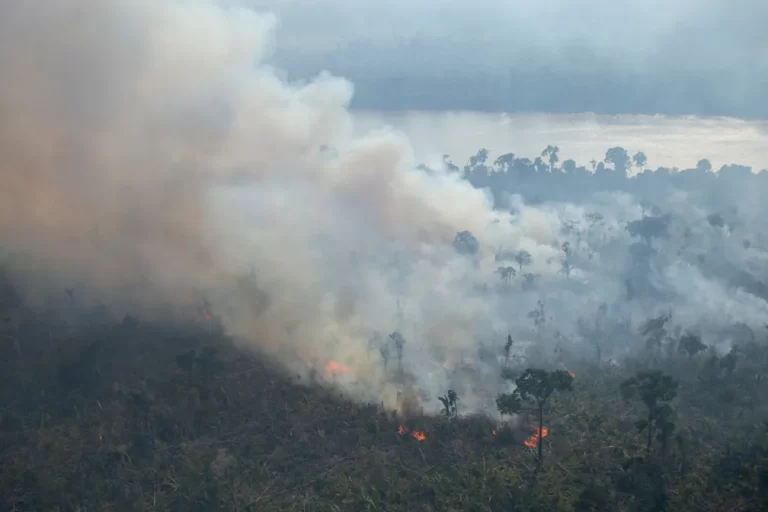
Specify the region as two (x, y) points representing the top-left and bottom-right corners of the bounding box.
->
(496, 368), (574, 461)
(620, 370), (679, 455)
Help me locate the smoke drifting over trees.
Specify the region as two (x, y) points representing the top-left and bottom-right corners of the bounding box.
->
(1, 0), (768, 419)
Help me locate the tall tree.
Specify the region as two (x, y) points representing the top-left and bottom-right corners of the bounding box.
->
(633, 151), (648, 171)
(497, 369), (574, 461)
(514, 250), (532, 271)
(541, 145), (560, 171)
(605, 147), (631, 177)
(438, 390), (459, 418)
(696, 158), (713, 173)
(496, 266), (516, 284)
(620, 370), (679, 455)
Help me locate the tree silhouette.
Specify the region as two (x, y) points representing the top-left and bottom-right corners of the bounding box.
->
(541, 145), (560, 170)
(438, 390), (459, 418)
(640, 313), (672, 360)
(496, 266), (516, 284)
(514, 250), (532, 271)
(464, 149), (490, 186)
(468, 148), (489, 167)
(696, 158), (713, 173)
(620, 370), (679, 454)
(578, 303), (608, 363)
(528, 300), (546, 339)
(633, 151), (648, 170)
(379, 341), (390, 371)
(493, 152), (516, 172)
(389, 332), (406, 375)
(561, 241), (573, 277)
(503, 334), (514, 367)
(561, 158), (578, 175)
(453, 230), (479, 256)
(496, 368), (574, 461)
(605, 147), (631, 176)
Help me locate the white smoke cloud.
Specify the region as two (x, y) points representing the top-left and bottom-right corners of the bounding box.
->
(1, 0), (767, 417)
(0, 0), (541, 411)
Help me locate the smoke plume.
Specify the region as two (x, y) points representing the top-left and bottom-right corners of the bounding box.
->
(0, 0), (536, 411)
(2, 0), (767, 416)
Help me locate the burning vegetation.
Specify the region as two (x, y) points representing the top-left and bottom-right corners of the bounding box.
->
(304, 357), (352, 379)
(3, 2), (768, 510)
(2, 300), (768, 512)
(397, 425), (427, 441)
(523, 426), (549, 448)
(324, 360), (351, 376)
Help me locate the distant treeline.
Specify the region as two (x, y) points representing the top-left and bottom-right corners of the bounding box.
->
(435, 145), (767, 206)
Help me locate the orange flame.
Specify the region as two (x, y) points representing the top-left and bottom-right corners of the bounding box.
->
(569, 371), (575, 378)
(324, 360), (351, 375)
(397, 425), (427, 441)
(202, 310), (212, 321)
(523, 426), (549, 448)
(492, 429), (497, 437)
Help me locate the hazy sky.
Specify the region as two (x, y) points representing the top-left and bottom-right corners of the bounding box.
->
(237, 0), (768, 117)
(353, 111), (768, 172)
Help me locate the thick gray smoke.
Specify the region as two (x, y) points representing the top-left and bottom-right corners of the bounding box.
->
(0, 0), (543, 411)
(1, 0), (767, 416)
